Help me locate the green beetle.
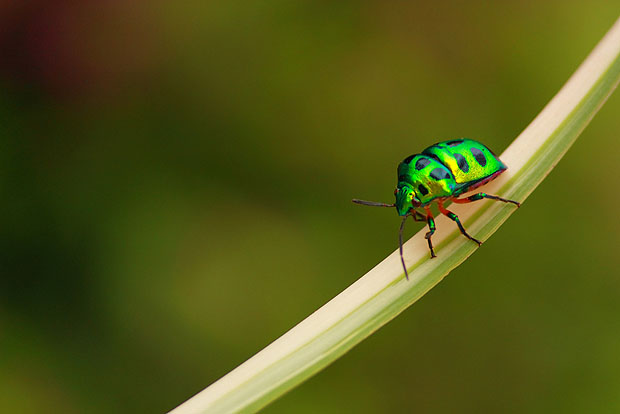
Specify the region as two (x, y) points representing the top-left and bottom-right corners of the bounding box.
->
(353, 139), (520, 279)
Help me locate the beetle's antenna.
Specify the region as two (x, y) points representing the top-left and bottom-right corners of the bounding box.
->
(399, 214), (409, 280)
(352, 199), (395, 208)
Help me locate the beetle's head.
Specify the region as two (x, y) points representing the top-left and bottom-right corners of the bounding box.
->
(394, 184), (421, 216)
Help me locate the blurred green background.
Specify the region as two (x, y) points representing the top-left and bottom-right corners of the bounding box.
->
(1, 2), (619, 413)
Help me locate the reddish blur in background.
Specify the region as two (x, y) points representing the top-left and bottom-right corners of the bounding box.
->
(1, 2), (620, 413)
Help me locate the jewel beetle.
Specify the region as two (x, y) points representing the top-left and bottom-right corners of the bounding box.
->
(353, 138), (520, 279)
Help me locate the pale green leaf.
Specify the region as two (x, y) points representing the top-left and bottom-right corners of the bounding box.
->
(170, 16), (620, 414)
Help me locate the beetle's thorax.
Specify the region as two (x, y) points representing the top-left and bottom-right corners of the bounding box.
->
(395, 184), (421, 216)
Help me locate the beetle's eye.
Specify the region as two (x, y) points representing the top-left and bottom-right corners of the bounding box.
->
(394, 188), (398, 196)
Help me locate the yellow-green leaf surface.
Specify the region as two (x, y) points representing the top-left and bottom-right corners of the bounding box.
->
(170, 16), (620, 414)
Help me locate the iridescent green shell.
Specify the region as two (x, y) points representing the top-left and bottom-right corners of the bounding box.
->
(397, 154), (455, 208)
(422, 139), (506, 195)
(395, 139), (507, 215)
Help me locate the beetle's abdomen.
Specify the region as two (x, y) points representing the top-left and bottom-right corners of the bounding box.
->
(397, 154), (456, 205)
(422, 139), (506, 194)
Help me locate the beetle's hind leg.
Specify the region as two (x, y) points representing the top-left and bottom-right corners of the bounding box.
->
(452, 192), (520, 207)
(437, 201), (482, 246)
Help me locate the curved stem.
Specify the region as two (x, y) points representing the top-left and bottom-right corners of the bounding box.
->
(169, 16), (620, 414)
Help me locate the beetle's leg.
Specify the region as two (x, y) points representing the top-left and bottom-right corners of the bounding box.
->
(437, 201), (482, 246)
(452, 192), (520, 207)
(424, 206), (437, 258)
(399, 210), (433, 279)
(412, 210), (426, 222)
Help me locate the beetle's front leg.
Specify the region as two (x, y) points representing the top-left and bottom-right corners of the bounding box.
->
(424, 206), (437, 258)
(412, 210), (426, 222)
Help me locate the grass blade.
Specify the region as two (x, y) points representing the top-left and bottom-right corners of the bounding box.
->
(170, 16), (620, 414)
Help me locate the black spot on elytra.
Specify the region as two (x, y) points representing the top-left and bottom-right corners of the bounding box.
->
(415, 157), (431, 170)
(447, 139), (464, 147)
(430, 168), (451, 181)
(403, 155), (415, 164)
(418, 184), (429, 196)
(425, 153), (442, 163)
(454, 153), (469, 173)
(471, 148), (487, 166)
